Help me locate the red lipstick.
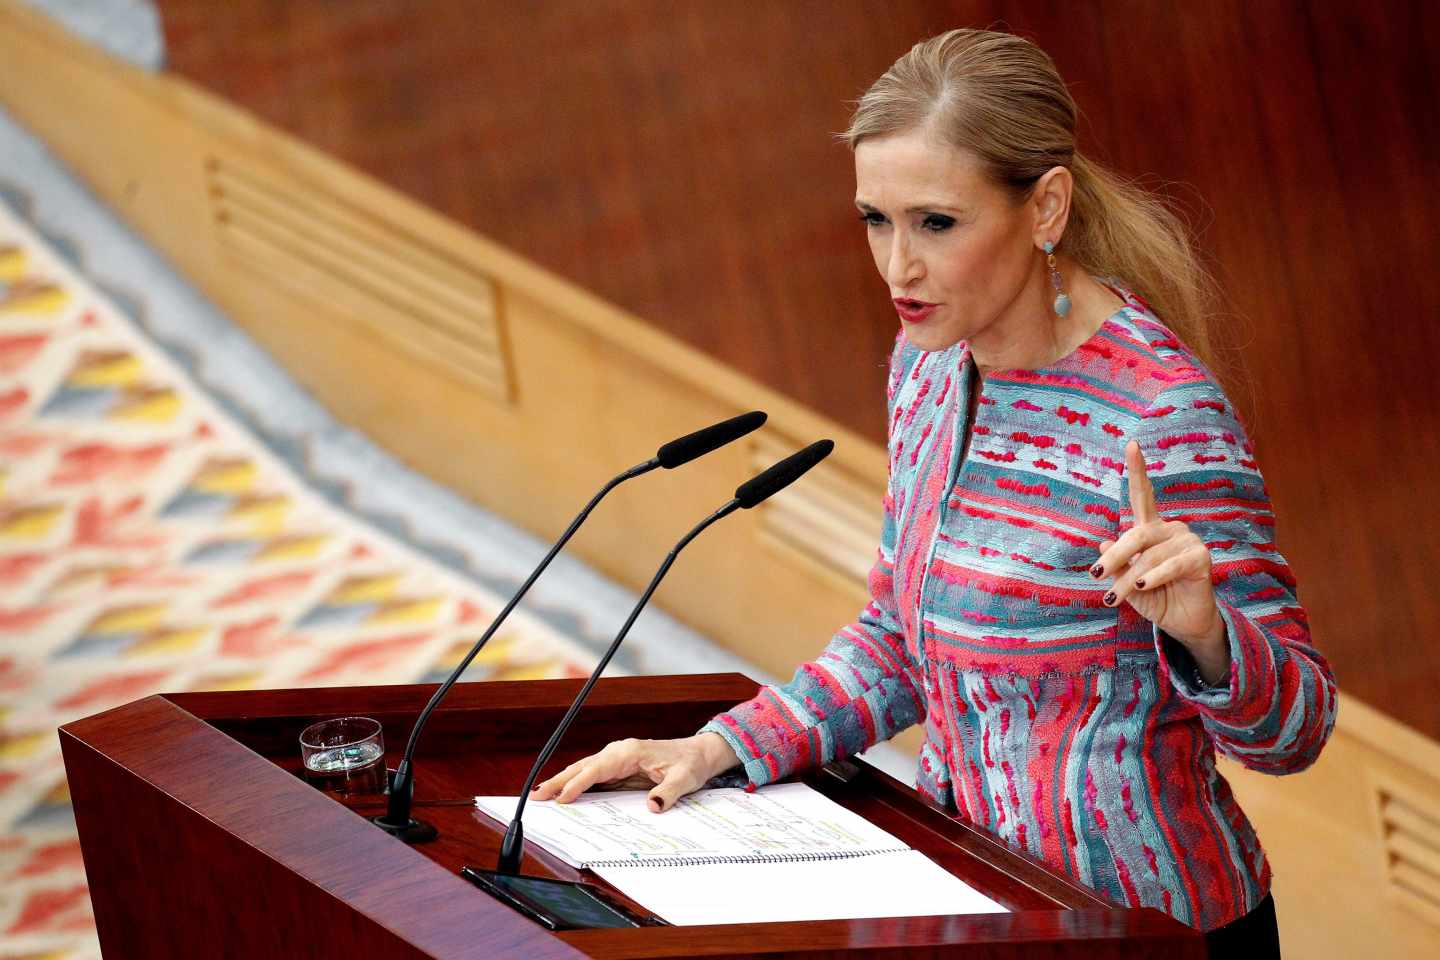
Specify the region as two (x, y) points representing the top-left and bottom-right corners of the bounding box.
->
(893, 297), (938, 323)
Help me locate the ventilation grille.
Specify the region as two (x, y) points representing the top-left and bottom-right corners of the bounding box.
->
(750, 434), (881, 590)
(1375, 777), (1440, 928)
(204, 155), (511, 402)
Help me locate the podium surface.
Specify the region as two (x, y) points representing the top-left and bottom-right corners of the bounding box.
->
(60, 673), (1203, 958)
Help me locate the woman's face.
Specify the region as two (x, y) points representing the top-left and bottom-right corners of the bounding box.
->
(854, 129), (1038, 353)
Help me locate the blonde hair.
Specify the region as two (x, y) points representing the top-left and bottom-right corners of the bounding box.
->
(844, 28), (1234, 382)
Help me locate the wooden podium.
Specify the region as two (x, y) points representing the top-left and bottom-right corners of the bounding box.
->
(59, 673), (1203, 958)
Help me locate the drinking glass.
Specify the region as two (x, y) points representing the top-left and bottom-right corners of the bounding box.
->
(299, 716), (388, 797)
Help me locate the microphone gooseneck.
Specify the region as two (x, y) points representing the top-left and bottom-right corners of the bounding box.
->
(496, 437), (834, 874)
(372, 412), (766, 843)
(374, 459), (653, 842)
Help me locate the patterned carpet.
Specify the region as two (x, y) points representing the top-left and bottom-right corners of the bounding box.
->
(0, 191), (607, 958)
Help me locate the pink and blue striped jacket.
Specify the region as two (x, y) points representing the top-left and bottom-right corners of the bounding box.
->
(701, 281), (1336, 932)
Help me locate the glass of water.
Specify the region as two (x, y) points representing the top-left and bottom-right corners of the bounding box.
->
(299, 716), (388, 798)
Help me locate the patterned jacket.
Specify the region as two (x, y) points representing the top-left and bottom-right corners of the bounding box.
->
(701, 281), (1337, 931)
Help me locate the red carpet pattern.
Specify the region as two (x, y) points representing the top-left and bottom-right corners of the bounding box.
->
(0, 202), (595, 959)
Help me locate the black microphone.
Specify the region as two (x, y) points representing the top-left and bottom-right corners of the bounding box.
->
(372, 411), (767, 843)
(494, 438), (834, 873)
(656, 413), (769, 469)
(735, 437), (834, 507)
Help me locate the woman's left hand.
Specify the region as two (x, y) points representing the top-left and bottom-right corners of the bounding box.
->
(1092, 440), (1229, 684)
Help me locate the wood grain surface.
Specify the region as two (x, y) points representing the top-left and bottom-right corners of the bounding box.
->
(59, 678), (1205, 958)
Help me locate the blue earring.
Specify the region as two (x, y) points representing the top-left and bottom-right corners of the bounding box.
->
(1043, 240), (1071, 317)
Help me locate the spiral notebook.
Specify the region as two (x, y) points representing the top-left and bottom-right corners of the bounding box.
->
(474, 781), (1008, 925)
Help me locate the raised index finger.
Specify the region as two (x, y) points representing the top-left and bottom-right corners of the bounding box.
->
(1125, 439), (1158, 525)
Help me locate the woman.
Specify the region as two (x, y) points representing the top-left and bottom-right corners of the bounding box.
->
(532, 28), (1334, 954)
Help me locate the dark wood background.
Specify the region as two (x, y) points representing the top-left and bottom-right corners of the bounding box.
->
(151, 1), (1440, 740)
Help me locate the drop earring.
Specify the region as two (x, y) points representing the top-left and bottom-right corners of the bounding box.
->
(1043, 241), (1071, 317)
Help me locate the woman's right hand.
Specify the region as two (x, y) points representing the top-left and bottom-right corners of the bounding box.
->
(529, 732), (740, 813)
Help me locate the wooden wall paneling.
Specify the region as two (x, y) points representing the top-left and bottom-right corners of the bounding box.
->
(0, 0), (889, 689)
(205, 153), (513, 402)
(1219, 696), (1440, 958)
(150, 0), (950, 441)
(1373, 776), (1440, 928)
(750, 430), (882, 594)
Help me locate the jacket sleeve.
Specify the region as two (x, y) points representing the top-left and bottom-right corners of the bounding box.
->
(1134, 379), (1337, 774)
(698, 338), (926, 789)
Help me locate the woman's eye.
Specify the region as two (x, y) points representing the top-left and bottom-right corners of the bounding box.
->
(921, 214), (956, 232)
(858, 211), (887, 227)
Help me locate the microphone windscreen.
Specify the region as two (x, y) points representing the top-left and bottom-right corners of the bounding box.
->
(735, 439), (834, 508)
(656, 411), (767, 469)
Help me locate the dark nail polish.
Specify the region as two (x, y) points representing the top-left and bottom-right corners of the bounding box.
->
(1135, 578), (1146, 589)
(1090, 563), (1104, 578)
(1103, 591), (1116, 606)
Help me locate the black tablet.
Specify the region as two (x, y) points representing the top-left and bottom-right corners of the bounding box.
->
(460, 867), (664, 931)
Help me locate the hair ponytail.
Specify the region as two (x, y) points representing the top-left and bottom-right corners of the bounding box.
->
(1065, 152), (1226, 372)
